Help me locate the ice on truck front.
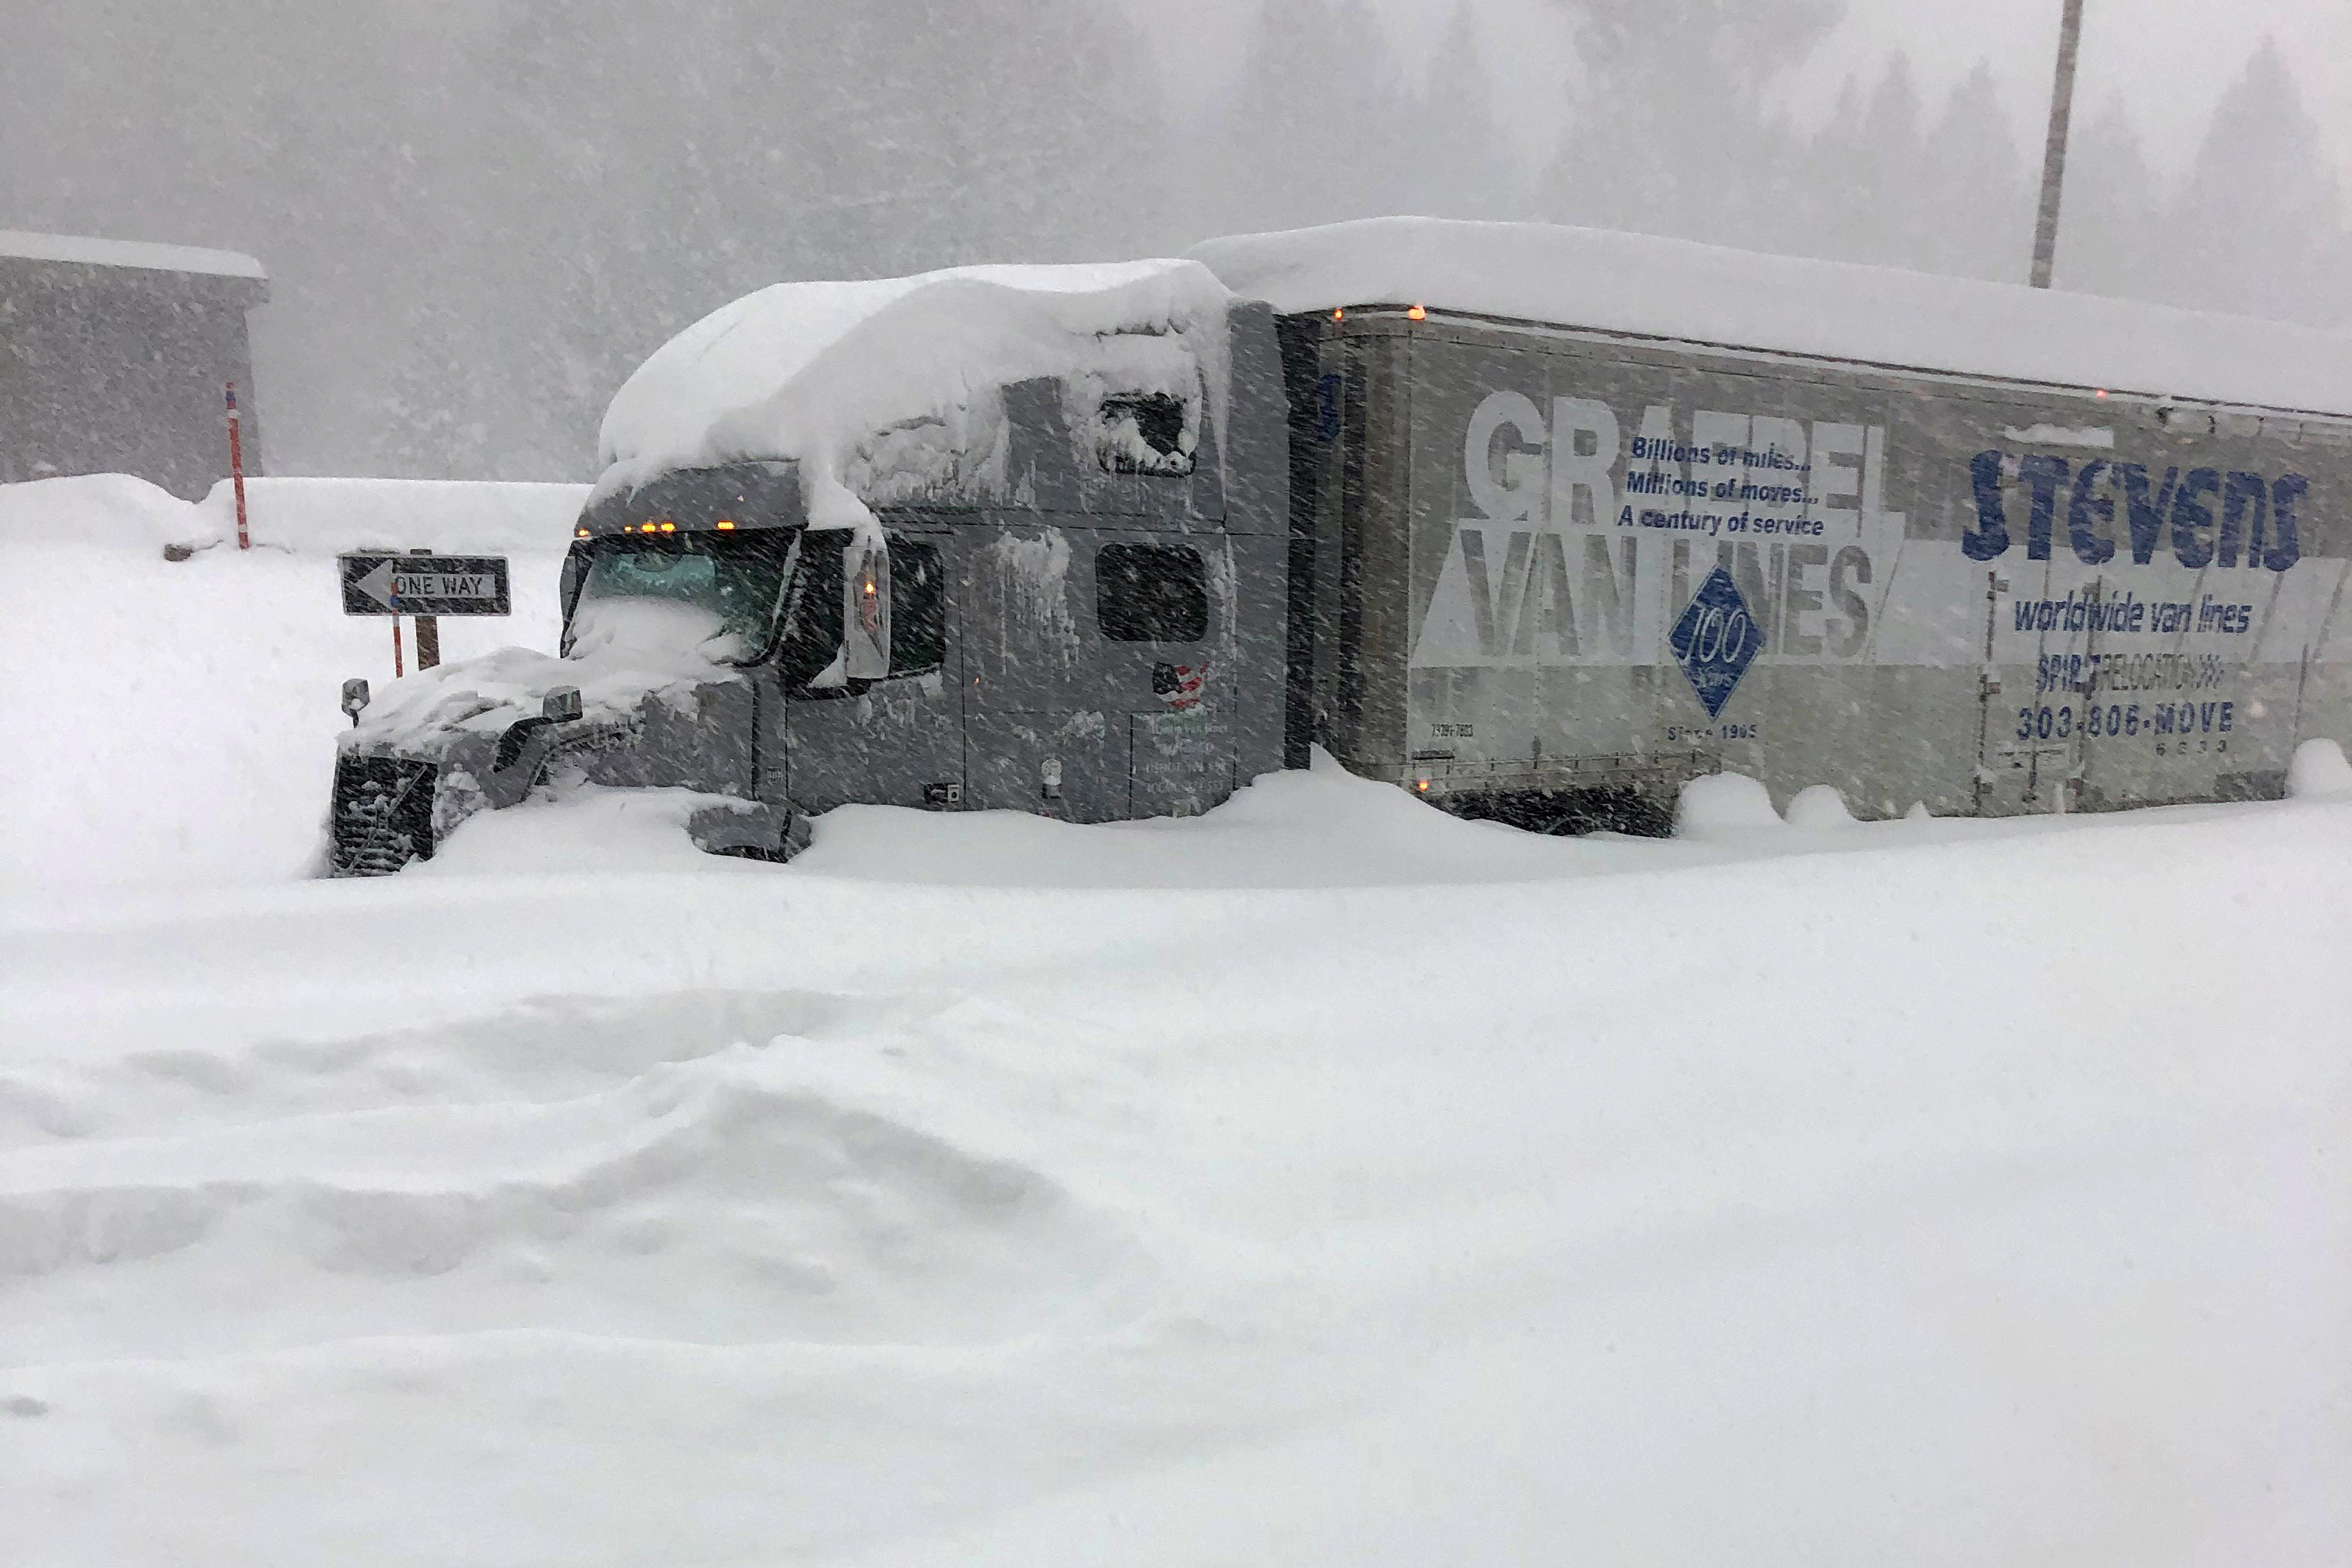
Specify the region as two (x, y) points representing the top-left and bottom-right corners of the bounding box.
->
(326, 460), (886, 876)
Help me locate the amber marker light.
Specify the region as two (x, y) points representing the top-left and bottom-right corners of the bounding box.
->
(1406, 304), (1427, 321)
(574, 527), (589, 538)
(1332, 307), (1345, 321)
(659, 521), (677, 533)
(714, 520), (736, 530)
(1415, 778), (1431, 793)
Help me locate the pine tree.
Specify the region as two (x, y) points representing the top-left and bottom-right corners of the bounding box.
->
(1786, 75), (1869, 261)
(1918, 61), (2031, 282)
(2163, 37), (2350, 327)
(1205, 0), (1419, 236)
(1534, 0), (1839, 247)
(2048, 103), (2165, 303)
(1846, 55), (1930, 268)
(1398, 2), (1523, 221)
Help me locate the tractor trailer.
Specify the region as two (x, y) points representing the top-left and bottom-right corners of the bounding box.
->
(328, 219), (2352, 873)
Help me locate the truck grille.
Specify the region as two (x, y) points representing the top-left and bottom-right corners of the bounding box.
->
(329, 755), (437, 877)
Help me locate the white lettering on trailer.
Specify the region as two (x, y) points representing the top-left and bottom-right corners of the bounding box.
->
(1422, 393), (1908, 670)
(1419, 390), (2345, 677)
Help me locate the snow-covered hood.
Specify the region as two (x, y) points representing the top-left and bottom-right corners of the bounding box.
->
(343, 641), (742, 758)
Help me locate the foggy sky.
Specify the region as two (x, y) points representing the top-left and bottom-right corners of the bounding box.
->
(8, 0), (2344, 483)
(1125, 0), (2352, 177)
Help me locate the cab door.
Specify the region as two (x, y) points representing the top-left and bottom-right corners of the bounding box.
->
(960, 526), (1234, 822)
(781, 526), (962, 814)
(1099, 535), (1234, 817)
(961, 524), (1125, 821)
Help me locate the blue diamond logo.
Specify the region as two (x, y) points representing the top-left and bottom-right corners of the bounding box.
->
(1669, 565), (1762, 719)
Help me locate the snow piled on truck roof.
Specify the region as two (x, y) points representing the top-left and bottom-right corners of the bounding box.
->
(0, 229), (266, 282)
(596, 260), (1233, 537)
(1188, 217), (2352, 417)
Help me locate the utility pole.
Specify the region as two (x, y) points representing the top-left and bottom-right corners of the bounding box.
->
(2029, 0), (2087, 289)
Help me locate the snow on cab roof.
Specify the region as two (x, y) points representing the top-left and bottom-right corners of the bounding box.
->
(1187, 217), (2352, 418)
(596, 259), (1233, 538)
(0, 229), (266, 282)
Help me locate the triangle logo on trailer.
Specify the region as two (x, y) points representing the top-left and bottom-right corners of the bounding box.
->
(1669, 566), (1762, 719)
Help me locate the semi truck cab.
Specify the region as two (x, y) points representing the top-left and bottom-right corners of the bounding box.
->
(327, 288), (1291, 876)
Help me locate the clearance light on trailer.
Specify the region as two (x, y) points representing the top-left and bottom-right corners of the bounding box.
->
(1406, 304), (1427, 321)
(659, 521), (677, 533)
(715, 520), (736, 530)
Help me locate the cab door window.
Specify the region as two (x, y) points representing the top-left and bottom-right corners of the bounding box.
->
(888, 537), (946, 677)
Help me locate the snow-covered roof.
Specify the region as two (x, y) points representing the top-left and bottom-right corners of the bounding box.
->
(0, 229), (266, 282)
(595, 259), (1233, 537)
(1188, 217), (2352, 418)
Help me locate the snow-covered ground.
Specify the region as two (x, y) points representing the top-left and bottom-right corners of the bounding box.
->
(3, 475), (2348, 1566)
(0, 474), (580, 892)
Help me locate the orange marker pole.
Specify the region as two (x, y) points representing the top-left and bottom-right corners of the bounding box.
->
(225, 382), (251, 550)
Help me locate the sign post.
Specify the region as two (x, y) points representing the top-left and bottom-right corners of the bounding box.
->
(409, 546), (443, 670)
(339, 552), (512, 678)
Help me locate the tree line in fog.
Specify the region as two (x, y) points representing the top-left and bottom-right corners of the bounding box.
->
(3, 0), (2344, 481)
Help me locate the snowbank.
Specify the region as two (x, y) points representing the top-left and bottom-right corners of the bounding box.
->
(1783, 782), (1859, 828)
(1188, 217), (2352, 415)
(1675, 770), (1783, 834)
(594, 260), (1234, 541)
(0, 473), (590, 558)
(193, 476), (590, 557)
(2287, 737), (2352, 798)
(423, 787), (773, 876)
(0, 472), (207, 552)
(0, 475), (569, 892)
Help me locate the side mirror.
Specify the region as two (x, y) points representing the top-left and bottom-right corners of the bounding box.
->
(340, 678), (370, 727)
(842, 542), (891, 681)
(542, 686), (583, 723)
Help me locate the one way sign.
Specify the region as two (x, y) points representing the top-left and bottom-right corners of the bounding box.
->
(338, 553), (512, 617)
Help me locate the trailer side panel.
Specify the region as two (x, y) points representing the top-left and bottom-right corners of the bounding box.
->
(1299, 310), (2352, 821)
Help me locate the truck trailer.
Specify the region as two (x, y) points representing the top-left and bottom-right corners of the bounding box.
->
(328, 219), (2352, 874)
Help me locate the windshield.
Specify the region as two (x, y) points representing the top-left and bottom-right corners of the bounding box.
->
(562, 531), (796, 666)
(558, 527), (847, 681)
